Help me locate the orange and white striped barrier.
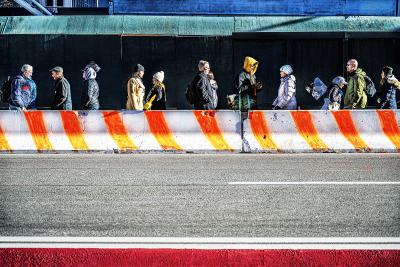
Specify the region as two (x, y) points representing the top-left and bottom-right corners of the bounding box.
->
(243, 110), (400, 153)
(0, 110), (242, 152)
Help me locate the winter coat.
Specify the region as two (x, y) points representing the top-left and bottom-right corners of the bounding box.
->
(51, 77), (72, 110)
(192, 72), (216, 110)
(145, 83), (166, 110)
(10, 74), (37, 109)
(380, 76), (397, 109)
(126, 75), (145, 110)
(273, 75), (297, 110)
(233, 71), (258, 110)
(344, 68), (368, 109)
(81, 79), (99, 110)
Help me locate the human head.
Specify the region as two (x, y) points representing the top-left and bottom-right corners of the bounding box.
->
(346, 59), (358, 73)
(280, 65), (293, 78)
(381, 66), (393, 79)
(153, 71), (165, 85)
(243, 56), (259, 76)
(207, 71), (214, 80)
(198, 60), (210, 74)
(50, 66), (64, 80)
(332, 76), (348, 89)
(134, 64), (145, 78)
(21, 64), (33, 79)
(85, 61), (101, 73)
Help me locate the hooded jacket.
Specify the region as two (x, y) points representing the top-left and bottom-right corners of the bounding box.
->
(273, 75), (297, 110)
(52, 77), (72, 110)
(10, 74), (36, 109)
(127, 73), (145, 110)
(344, 68), (368, 109)
(81, 67), (99, 110)
(232, 57), (259, 110)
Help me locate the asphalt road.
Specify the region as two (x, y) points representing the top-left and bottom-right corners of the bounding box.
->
(0, 154), (399, 237)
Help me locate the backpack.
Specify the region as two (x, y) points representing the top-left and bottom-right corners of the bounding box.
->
(364, 75), (376, 98)
(0, 77), (12, 103)
(185, 80), (196, 105)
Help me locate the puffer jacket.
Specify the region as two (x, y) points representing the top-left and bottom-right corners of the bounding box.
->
(145, 83), (166, 110)
(81, 79), (99, 110)
(273, 75), (297, 110)
(10, 74), (36, 109)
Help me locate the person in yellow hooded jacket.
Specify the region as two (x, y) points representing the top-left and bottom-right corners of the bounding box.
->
(232, 56), (262, 110)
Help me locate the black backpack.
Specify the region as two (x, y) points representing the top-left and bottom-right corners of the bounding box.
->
(185, 80), (196, 105)
(364, 75), (376, 98)
(0, 77), (12, 103)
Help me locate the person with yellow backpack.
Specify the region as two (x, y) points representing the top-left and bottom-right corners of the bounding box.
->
(144, 71), (166, 110)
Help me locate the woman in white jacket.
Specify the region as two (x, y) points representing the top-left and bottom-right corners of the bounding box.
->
(272, 65), (297, 110)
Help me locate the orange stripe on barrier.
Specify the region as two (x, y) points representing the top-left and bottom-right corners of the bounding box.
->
(291, 111), (329, 151)
(145, 111), (182, 150)
(248, 111), (277, 150)
(0, 124), (12, 152)
(377, 110), (400, 150)
(24, 111), (54, 151)
(60, 111), (89, 150)
(194, 110), (233, 151)
(103, 111), (137, 150)
(332, 110), (369, 150)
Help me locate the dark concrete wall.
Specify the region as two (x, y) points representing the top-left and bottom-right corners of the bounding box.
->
(1, 35), (399, 109)
(113, 0), (398, 16)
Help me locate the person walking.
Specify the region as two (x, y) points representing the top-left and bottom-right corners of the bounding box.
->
(378, 66), (397, 109)
(321, 76), (347, 111)
(9, 64), (37, 111)
(189, 60), (217, 110)
(343, 59), (367, 109)
(144, 71), (166, 110)
(81, 65), (100, 110)
(272, 65), (297, 110)
(50, 66), (72, 110)
(127, 64), (145, 110)
(232, 56), (262, 110)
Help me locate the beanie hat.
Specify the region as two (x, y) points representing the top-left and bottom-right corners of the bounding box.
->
(134, 64), (145, 73)
(280, 65), (293, 75)
(382, 66), (393, 76)
(153, 71), (165, 83)
(84, 61), (101, 73)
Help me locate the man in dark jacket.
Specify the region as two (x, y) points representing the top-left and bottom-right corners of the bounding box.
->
(50, 66), (72, 110)
(378, 66), (397, 109)
(191, 60), (216, 110)
(9, 64), (37, 111)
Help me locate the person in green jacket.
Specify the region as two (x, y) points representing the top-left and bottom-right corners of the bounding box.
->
(344, 59), (368, 109)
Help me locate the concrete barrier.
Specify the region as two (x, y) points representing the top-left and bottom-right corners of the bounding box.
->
(243, 110), (400, 153)
(0, 110), (242, 153)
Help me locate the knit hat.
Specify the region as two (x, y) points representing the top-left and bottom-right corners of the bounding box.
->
(332, 76), (348, 86)
(153, 71), (165, 83)
(382, 66), (393, 76)
(280, 65), (293, 75)
(84, 61), (101, 73)
(134, 64), (145, 73)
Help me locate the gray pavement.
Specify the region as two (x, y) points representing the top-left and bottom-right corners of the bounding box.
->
(0, 154), (399, 237)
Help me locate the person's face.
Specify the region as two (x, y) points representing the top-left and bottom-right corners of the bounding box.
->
(280, 71), (287, 78)
(24, 68), (33, 79)
(381, 71), (385, 79)
(339, 82), (345, 89)
(138, 70), (144, 78)
(346, 61), (356, 73)
(153, 78), (157, 85)
(203, 64), (210, 75)
(51, 71), (61, 80)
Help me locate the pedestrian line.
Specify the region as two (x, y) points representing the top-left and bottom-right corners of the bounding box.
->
(228, 181), (400, 185)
